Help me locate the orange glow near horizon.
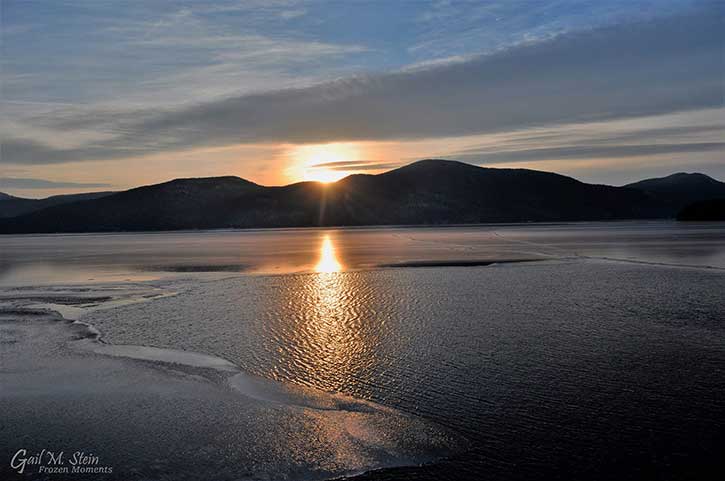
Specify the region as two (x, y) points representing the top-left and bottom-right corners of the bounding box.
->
(315, 235), (342, 273)
(289, 143), (361, 183)
(307, 169), (348, 184)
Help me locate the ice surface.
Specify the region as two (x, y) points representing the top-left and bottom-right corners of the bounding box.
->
(2, 222), (724, 287)
(1, 222), (724, 480)
(0, 291), (462, 481)
(87, 344), (240, 371)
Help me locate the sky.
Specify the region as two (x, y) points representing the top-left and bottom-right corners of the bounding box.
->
(1, 0), (723, 198)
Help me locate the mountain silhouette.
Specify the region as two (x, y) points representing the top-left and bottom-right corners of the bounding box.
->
(624, 172), (725, 212)
(0, 191), (115, 218)
(0, 160), (721, 234)
(677, 198), (725, 221)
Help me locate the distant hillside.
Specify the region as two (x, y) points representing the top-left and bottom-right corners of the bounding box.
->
(624, 172), (725, 212)
(0, 177), (263, 231)
(0, 160), (720, 234)
(0, 191), (115, 218)
(677, 198), (725, 221)
(318, 159), (650, 225)
(0, 192), (19, 201)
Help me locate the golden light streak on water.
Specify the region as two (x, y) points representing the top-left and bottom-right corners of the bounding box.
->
(315, 235), (343, 273)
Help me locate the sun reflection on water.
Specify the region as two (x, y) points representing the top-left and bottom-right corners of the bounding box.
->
(315, 235), (342, 273)
(267, 233), (369, 391)
(261, 233), (385, 395)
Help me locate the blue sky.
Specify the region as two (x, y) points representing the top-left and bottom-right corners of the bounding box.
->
(1, 0), (723, 197)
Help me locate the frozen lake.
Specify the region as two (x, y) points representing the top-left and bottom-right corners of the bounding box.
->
(1, 221), (724, 480)
(1, 221), (724, 286)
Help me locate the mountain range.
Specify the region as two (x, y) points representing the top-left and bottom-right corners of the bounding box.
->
(1, 159), (724, 233)
(0, 191), (115, 219)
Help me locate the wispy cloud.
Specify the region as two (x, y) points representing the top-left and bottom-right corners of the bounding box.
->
(454, 142), (725, 165)
(2, 7), (720, 166)
(0, 178), (112, 189)
(2, 1), (368, 110)
(310, 160), (402, 171)
(408, 0), (693, 59)
(447, 117), (725, 165)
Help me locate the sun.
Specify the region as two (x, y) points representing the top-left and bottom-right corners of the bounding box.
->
(289, 143), (360, 183)
(308, 168), (347, 184)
